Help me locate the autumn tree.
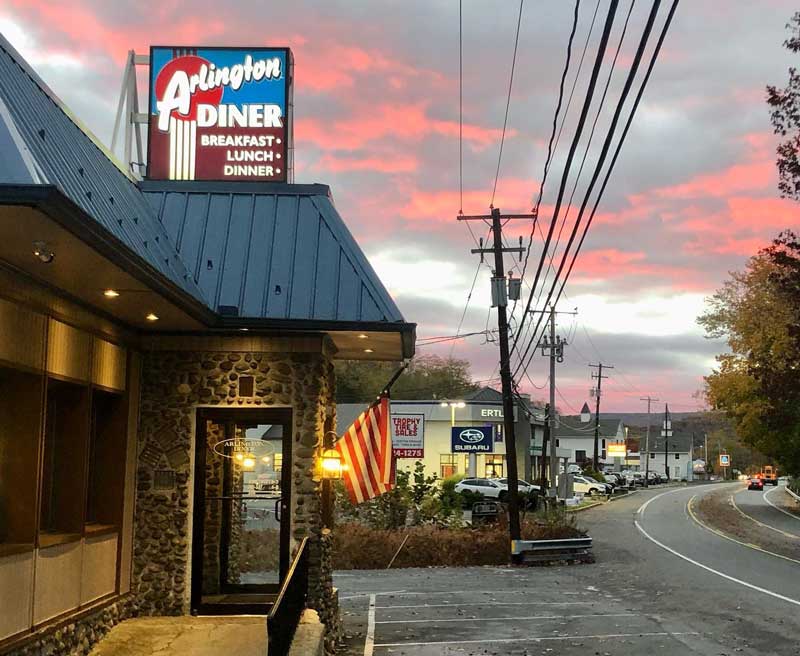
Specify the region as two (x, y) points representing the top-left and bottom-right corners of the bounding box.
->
(767, 12), (800, 200)
(698, 232), (800, 475)
(334, 354), (479, 404)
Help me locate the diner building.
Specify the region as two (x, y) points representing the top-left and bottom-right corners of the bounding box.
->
(0, 37), (413, 655)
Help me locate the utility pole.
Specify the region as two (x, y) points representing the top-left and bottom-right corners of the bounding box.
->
(539, 403), (550, 489)
(661, 403), (672, 481)
(589, 363), (613, 470)
(640, 396), (658, 488)
(459, 207), (527, 544)
(531, 306), (575, 496)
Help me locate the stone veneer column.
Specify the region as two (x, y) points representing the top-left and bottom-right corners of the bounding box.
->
(133, 336), (338, 647)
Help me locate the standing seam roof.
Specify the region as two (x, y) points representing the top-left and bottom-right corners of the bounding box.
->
(0, 38), (207, 302)
(141, 184), (405, 323)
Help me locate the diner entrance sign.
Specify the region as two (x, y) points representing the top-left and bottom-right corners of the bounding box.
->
(148, 46), (291, 182)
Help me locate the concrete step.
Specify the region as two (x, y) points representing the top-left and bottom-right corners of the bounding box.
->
(90, 616), (266, 656)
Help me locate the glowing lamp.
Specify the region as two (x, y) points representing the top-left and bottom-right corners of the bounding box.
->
(321, 448), (344, 480)
(242, 454), (256, 470)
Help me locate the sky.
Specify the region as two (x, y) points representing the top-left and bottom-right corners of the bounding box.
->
(1, 0), (797, 412)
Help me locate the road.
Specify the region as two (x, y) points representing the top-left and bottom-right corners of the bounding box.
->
(732, 483), (800, 540)
(336, 483), (800, 655)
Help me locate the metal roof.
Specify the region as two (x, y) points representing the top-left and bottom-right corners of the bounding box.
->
(0, 36), (412, 338)
(641, 428), (694, 454)
(553, 415), (623, 439)
(0, 36), (206, 302)
(140, 181), (405, 323)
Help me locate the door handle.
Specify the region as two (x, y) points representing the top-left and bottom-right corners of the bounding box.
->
(275, 498), (282, 521)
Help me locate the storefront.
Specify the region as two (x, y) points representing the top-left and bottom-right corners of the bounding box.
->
(0, 38), (414, 655)
(338, 387), (543, 482)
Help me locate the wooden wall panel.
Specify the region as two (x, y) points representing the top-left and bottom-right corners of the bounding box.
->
(33, 541), (82, 625)
(0, 298), (46, 371)
(46, 320), (91, 382)
(80, 533), (118, 605)
(0, 551), (34, 640)
(92, 339), (126, 391)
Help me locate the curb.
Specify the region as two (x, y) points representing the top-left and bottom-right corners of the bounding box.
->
(565, 500), (605, 513)
(608, 489), (639, 502)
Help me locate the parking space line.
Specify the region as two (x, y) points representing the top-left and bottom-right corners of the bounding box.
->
(374, 631), (699, 648)
(364, 594), (375, 656)
(375, 612), (637, 624)
(374, 601), (595, 609)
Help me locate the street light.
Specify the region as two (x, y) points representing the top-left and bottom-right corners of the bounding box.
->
(441, 401), (469, 475)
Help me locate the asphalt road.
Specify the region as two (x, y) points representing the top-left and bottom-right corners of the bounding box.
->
(732, 484), (800, 539)
(335, 483), (800, 655)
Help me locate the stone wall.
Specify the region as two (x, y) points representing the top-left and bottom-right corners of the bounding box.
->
(3, 596), (135, 656)
(133, 337), (337, 641)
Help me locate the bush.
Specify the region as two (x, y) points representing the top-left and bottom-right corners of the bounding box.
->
(332, 510), (584, 569)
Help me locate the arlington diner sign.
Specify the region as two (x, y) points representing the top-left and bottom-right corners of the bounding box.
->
(148, 46), (291, 182)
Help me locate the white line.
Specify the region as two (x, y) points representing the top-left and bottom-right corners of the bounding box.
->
(764, 486), (800, 524)
(731, 491), (800, 539)
(374, 601), (595, 609)
(375, 612), (637, 625)
(169, 117), (176, 179)
(636, 486), (691, 515)
(362, 589), (590, 597)
(339, 590), (406, 601)
(364, 594), (375, 656)
(189, 119), (196, 180)
(689, 495), (800, 564)
(374, 631), (699, 649)
(634, 519), (800, 607)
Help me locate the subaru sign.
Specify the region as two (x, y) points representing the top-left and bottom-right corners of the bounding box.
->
(451, 426), (493, 453)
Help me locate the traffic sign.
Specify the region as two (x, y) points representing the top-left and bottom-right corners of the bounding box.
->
(719, 453), (731, 467)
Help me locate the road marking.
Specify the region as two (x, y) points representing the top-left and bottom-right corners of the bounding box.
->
(340, 590), (406, 601)
(374, 601), (595, 609)
(374, 631), (700, 648)
(687, 495), (800, 565)
(730, 491), (800, 539)
(636, 486), (696, 515)
(634, 517), (800, 608)
(361, 588), (589, 597)
(375, 612), (637, 624)
(363, 594), (375, 656)
(764, 486), (800, 523)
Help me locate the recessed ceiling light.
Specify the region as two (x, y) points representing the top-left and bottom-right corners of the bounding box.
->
(103, 289), (120, 298)
(358, 333), (369, 339)
(239, 327), (250, 332)
(145, 313), (159, 322)
(364, 348), (374, 353)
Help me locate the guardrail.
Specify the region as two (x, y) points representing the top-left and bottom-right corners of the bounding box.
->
(511, 536), (593, 563)
(267, 537), (309, 656)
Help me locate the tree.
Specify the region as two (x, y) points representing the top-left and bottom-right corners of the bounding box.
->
(767, 12), (800, 200)
(698, 232), (800, 475)
(334, 354), (479, 403)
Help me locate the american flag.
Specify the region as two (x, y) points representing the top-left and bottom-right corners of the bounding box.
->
(337, 395), (395, 504)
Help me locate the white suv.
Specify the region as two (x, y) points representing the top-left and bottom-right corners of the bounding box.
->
(454, 478), (507, 499)
(572, 475), (609, 496)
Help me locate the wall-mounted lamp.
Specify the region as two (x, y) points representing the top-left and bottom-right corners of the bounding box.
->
(321, 448), (345, 479)
(32, 240), (54, 264)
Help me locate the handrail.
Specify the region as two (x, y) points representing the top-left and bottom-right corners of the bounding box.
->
(267, 536), (310, 656)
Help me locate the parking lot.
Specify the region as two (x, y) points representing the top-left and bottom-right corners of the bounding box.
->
(335, 566), (718, 656)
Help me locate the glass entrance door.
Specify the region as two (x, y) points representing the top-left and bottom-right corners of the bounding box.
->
(191, 409), (291, 615)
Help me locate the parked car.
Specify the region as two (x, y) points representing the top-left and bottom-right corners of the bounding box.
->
(493, 478), (542, 493)
(572, 475), (610, 496)
(747, 477), (764, 491)
(455, 478), (507, 499)
(603, 473), (621, 487)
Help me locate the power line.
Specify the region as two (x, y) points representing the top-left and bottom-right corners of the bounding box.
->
(514, 0), (676, 381)
(490, 0), (525, 207)
(449, 261), (483, 356)
(511, 0), (622, 365)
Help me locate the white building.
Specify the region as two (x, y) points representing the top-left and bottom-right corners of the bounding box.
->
(551, 403), (626, 468)
(338, 387), (545, 481)
(642, 428), (694, 481)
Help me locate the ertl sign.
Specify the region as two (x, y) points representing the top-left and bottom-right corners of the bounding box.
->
(147, 46), (291, 182)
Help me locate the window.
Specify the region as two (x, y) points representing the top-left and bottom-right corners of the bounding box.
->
(40, 379), (90, 539)
(601, 439), (606, 448)
(674, 453), (680, 460)
(650, 453), (656, 459)
(0, 365), (43, 547)
(273, 453), (283, 472)
(484, 455), (504, 478)
(86, 389), (127, 528)
(440, 454), (458, 478)
(601, 450), (606, 460)
(575, 450), (586, 463)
